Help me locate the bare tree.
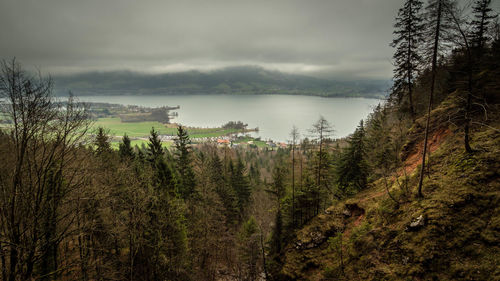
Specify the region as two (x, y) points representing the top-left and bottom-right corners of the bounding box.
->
(0, 59), (91, 280)
(309, 116), (334, 213)
(417, 0), (449, 198)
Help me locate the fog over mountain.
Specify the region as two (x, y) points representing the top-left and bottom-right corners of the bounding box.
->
(53, 66), (390, 98)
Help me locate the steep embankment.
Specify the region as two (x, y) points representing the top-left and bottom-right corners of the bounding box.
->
(280, 97), (500, 280)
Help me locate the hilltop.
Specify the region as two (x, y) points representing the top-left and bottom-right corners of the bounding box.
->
(52, 66), (389, 98)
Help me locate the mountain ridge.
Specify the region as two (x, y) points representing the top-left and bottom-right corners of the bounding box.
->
(52, 66), (390, 98)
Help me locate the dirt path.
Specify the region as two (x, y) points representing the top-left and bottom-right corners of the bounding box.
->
(402, 128), (451, 174)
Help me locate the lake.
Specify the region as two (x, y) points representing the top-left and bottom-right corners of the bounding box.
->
(77, 94), (381, 141)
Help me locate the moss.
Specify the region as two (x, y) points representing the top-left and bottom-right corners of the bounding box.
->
(281, 122), (500, 280)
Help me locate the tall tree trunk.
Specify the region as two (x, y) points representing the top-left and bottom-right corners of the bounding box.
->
(417, 0), (442, 198)
(259, 229), (268, 280)
(291, 141), (295, 226)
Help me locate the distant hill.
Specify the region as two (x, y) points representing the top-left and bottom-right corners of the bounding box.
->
(53, 66), (390, 98)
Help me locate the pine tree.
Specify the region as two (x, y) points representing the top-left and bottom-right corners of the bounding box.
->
(470, 0), (498, 50)
(268, 165), (287, 259)
(174, 125), (196, 199)
(444, 1), (479, 153)
(147, 127), (163, 162)
(94, 127), (111, 156)
(391, 0), (425, 119)
(231, 156), (251, 214)
(336, 120), (368, 194)
(119, 134), (135, 160)
(309, 116), (333, 193)
(147, 127), (175, 193)
(210, 152), (239, 224)
(238, 217), (260, 281)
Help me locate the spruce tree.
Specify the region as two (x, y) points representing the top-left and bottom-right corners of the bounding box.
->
(94, 127), (112, 156)
(470, 0), (498, 50)
(309, 116), (333, 193)
(210, 152), (239, 224)
(336, 120), (368, 194)
(147, 127), (163, 162)
(231, 156), (251, 214)
(238, 217), (259, 281)
(268, 165), (287, 260)
(391, 0), (425, 119)
(119, 134), (135, 160)
(147, 127), (175, 193)
(174, 125), (196, 199)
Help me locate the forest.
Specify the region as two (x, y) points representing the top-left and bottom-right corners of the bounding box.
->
(0, 0), (499, 280)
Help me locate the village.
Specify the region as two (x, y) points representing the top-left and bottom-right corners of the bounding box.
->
(128, 132), (288, 149)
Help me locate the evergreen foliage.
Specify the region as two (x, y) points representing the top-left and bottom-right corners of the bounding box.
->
(231, 156), (252, 215)
(391, 0), (425, 118)
(147, 127), (163, 162)
(336, 120), (368, 194)
(94, 126), (112, 156)
(174, 125), (196, 199)
(470, 0), (498, 49)
(119, 134), (135, 160)
(210, 152), (239, 224)
(238, 217), (260, 281)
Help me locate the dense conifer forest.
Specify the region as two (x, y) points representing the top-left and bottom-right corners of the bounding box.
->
(0, 0), (499, 280)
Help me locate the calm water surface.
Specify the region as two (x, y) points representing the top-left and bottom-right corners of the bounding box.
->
(78, 95), (381, 141)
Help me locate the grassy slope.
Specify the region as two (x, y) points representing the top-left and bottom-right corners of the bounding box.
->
(281, 103), (500, 280)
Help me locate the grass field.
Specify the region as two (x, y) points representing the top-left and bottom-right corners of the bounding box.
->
(92, 117), (240, 139)
(92, 118), (173, 137)
(110, 139), (173, 149)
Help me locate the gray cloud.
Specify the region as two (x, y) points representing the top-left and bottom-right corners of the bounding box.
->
(1, 0), (498, 79)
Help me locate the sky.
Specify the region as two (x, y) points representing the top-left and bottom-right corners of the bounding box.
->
(1, 0), (498, 80)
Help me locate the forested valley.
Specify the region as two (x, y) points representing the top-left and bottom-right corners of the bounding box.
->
(0, 0), (499, 280)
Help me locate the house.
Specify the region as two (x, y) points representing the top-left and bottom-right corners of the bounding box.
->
(217, 139), (230, 145)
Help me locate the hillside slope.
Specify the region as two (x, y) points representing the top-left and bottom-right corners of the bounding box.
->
(280, 98), (500, 280)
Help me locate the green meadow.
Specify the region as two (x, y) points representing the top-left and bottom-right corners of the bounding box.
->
(92, 117), (174, 137)
(233, 136), (268, 148)
(110, 139), (173, 149)
(92, 117), (242, 139)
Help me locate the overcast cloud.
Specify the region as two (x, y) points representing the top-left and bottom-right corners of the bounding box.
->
(1, 0), (498, 79)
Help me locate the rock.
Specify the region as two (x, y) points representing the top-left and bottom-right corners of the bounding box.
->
(406, 214), (426, 231)
(402, 256), (410, 265)
(295, 231), (327, 250)
(410, 215), (425, 227)
(304, 232), (326, 249)
(342, 209), (352, 217)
